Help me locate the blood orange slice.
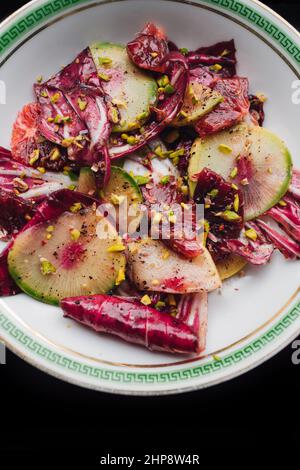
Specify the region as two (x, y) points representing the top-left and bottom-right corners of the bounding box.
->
(11, 103), (41, 164)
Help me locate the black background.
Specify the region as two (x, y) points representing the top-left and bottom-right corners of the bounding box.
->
(0, 0), (299, 463)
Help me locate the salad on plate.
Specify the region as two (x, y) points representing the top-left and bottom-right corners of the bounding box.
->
(0, 23), (299, 355)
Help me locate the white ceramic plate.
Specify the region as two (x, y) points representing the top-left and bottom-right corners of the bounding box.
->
(0, 0), (299, 395)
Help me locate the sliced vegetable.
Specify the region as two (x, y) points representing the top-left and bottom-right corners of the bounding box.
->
(78, 167), (97, 196)
(195, 78), (249, 137)
(289, 169), (300, 202)
(8, 190), (126, 305)
(61, 294), (200, 354)
(216, 254), (247, 281)
(189, 125), (292, 220)
(101, 166), (143, 234)
(127, 239), (221, 294)
(90, 42), (157, 132)
(256, 218), (300, 259)
(172, 80), (223, 126)
(267, 195), (300, 242)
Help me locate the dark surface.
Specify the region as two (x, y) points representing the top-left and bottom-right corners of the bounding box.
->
(0, 0), (299, 462)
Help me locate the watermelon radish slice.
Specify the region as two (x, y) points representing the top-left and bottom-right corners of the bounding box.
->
(8, 190), (126, 305)
(90, 42), (157, 133)
(189, 125), (292, 220)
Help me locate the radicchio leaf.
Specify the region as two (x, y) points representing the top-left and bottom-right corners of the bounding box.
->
(0, 150), (76, 201)
(248, 94), (265, 126)
(267, 196), (300, 242)
(255, 218), (300, 259)
(61, 294), (200, 354)
(207, 221), (274, 265)
(193, 168), (244, 239)
(187, 40), (237, 78)
(177, 292), (208, 353)
(0, 189), (35, 241)
(0, 246), (20, 296)
(289, 169), (300, 202)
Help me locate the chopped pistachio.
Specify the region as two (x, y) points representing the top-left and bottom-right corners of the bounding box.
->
(208, 188), (219, 199)
(29, 149), (40, 166)
(13, 177), (28, 192)
(36, 75), (43, 84)
(112, 98), (127, 109)
(98, 57), (112, 66)
(162, 249), (170, 260)
(141, 294), (152, 306)
(160, 175), (170, 185)
(62, 137), (75, 148)
(109, 106), (120, 124)
(170, 148), (185, 159)
(218, 144), (233, 154)
(154, 301), (166, 309)
(46, 226), (55, 233)
(181, 202), (189, 210)
(37, 167), (46, 174)
(127, 136), (139, 145)
(256, 93), (267, 103)
(137, 111), (149, 121)
(150, 52), (158, 58)
(115, 267), (126, 286)
(46, 233), (52, 240)
(50, 93), (61, 104)
(110, 194), (126, 205)
(157, 75), (169, 88)
(134, 175), (150, 186)
(40, 258), (56, 276)
(50, 148), (61, 161)
(179, 47), (189, 55)
(180, 185), (189, 196)
(70, 229), (81, 241)
(210, 64), (222, 71)
(98, 72), (110, 81)
(107, 244), (126, 253)
(230, 167), (238, 179)
(217, 210), (241, 222)
(151, 279), (160, 286)
(233, 193), (239, 212)
(40, 90), (48, 98)
(177, 110), (188, 120)
(70, 202), (82, 213)
(231, 183), (239, 190)
(220, 49), (230, 56)
(164, 84), (175, 94)
(244, 228), (257, 241)
(77, 97), (88, 111)
(279, 199), (287, 207)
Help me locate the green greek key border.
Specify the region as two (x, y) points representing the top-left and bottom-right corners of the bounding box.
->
(0, 0), (299, 69)
(0, 0), (299, 386)
(0, 301), (299, 384)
